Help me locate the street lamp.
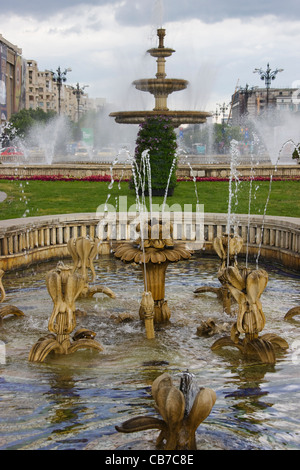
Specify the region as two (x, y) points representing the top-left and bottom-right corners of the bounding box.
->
(253, 63), (283, 108)
(214, 107), (220, 123)
(52, 66), (72, 114)
(239, 84), (257, 116)
(217, 102), (229, 124)
(72, 83), (89, 122)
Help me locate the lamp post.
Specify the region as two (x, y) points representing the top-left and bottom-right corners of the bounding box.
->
(239, 84), (257, 116)
(217, 102), (229, 124)
(214, 107), (220, 123)
(52, 66), (72, 114)
(253, 63), (283, 108)
(72, 83), (89, 122)
(217, 103), (229, 154)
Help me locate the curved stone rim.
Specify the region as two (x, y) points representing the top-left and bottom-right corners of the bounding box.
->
(109, 109), (212, 126)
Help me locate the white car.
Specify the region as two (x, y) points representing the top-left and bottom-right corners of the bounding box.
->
(74, 147), (89, 159)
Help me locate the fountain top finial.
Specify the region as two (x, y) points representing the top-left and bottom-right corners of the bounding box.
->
(157, 28), (166, 48)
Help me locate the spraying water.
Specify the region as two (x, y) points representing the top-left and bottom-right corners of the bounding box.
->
(226, 140), (241, 266)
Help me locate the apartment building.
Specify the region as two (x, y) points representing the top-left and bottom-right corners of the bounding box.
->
(26, 60), (90, 121)
(231, 86), (300, 124)
(0, 34), (24, 125)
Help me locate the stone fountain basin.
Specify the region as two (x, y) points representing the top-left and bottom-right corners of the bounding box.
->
(0, 255), (299, 450)
(109, 110), (211, 126)
(133, 78), (188, 94)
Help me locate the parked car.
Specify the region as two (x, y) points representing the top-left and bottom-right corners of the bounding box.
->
(0, 146), (24, 157)
(0, 146), (25, 163)
(74, 147), (89, 159)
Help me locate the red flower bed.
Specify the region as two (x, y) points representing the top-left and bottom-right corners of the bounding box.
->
(0, 174), (299, 182)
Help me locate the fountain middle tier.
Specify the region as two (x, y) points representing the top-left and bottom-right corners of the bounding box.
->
(109, 109), (211, 126)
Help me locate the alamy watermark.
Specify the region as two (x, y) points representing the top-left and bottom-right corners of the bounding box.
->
(94, 196), (205, 249)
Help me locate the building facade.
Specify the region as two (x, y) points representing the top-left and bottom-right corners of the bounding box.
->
(0, 34), (24, 126)
(26, 60), (90, 121)
(231, 86), (300, 124)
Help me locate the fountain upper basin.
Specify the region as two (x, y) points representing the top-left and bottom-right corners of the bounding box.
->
(133, 78), (188, 95)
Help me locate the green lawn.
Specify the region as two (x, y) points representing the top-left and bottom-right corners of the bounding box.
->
(0, 179), (299, 220)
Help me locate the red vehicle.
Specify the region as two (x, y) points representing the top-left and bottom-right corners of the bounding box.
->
(0, 146), (24, 156)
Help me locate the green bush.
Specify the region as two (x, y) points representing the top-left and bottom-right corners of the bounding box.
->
(292, 143), (300, 163)
(134, 115), (178, 196)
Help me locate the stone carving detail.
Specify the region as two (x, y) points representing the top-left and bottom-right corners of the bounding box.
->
(194, 234), (243, 315)
(115, 219), (191, 324)
(140, 291), (155, 339)
(116, 372), (216, 450)
(29, 262), (103, 363)
(284, 306), (300, 321)
(0, 269), (6, 303)
(68, 237), (116, 299)
(211, 266), (289, 363)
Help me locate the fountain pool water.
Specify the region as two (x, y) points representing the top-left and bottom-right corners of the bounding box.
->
(0, 254), (299, 450)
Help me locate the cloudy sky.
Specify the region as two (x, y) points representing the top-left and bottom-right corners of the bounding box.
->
(1, 0), (300, 114)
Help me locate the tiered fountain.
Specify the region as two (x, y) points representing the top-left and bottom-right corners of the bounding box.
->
(0, 22), (299, 452)
(110, 28), (211, 127)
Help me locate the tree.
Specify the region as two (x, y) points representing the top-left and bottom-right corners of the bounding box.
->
(2, 108), (57, 142)
(134, 115), (178, 196)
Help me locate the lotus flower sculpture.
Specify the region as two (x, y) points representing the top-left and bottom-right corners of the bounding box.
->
(194, 234), (243, 315)
(67, 236), (115, 299)
(115, 219), (191, 323)
(211, 266), (289, 363)
(116, 372), (216, 450)
(0, 269), (25, 323)
(29, 262), (103, 363)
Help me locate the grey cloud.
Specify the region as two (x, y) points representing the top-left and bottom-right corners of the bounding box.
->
(115, 0), (300, 25)
(2, 0), (116, 17)
(2, 0), (300, 24)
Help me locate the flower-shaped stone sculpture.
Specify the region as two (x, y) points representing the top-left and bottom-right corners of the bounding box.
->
(67, 236), (115, 299)
(29, 262), (103, 363)
(115, 219), (191, 323)
(211, 266), (289, 363)
(213, 234), (243, 270)
(116, 372), (216, 450)
(0, 269), (25, 323)
(194, 234), (243, 315)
